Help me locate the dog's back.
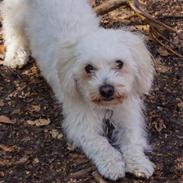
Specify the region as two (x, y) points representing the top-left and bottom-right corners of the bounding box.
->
(2, 0), (99, 46)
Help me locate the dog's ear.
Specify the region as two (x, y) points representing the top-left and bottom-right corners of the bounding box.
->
(122, 31), (154, 95)
(56, 45), (80, 99)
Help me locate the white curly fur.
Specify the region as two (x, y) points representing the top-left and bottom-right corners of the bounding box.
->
(2, 0), (155, 180)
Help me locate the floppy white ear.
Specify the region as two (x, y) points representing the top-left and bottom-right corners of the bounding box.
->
(56, 44), (80, 99)
(122, 31), (154, 95)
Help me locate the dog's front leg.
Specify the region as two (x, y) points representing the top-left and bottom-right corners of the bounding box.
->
(113, 98), (155, 178)
(63, 106), (125, 180)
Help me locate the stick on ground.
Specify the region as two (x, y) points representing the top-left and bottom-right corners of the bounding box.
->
(94, 0), (127, 16)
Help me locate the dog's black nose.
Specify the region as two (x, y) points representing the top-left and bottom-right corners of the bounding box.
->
(99, 84), (114, 99)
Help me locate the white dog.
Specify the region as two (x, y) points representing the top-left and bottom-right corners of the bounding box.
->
(2, 0), (155, 180)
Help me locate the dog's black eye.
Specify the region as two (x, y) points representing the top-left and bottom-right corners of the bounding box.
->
(115, 60), (124, 69)
(85, 64), (94, 74)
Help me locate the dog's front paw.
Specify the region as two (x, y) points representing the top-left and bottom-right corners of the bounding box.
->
(125, 155), (155, 178)
(96, 155), (125, 180)
(4, 49), (29, 69)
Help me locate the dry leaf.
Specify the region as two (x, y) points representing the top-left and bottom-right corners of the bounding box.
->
(31, 105), (41, 112)
(11, 108), (21, 115)
(27, 118), (50, 127)
(0, 100), (4, 107)
(32, 158), (39, 164)
(0, 171), (5, 178)
(0, 159), (12, 167)
(178, 101), (183, 109)
(0, 145), (16, 152)
(158, 47), (171, 57)
(0, 45), (5, 55)
(67, 143), (75, 151)
(154, 120), (166, 132)
(0, 115), (15, 124)
(15, 156), (29, 165)
(156, 59), (170, 73)
(157, 64), (170, 73)
(50, 129), (63, 139)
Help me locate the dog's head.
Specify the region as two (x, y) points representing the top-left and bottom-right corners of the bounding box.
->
(57, 29), (154, 108)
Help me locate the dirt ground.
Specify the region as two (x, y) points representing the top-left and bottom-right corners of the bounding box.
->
(0, 0), (182, 183)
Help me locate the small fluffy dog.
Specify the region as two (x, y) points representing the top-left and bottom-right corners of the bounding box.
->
(2, 0), (155, 180)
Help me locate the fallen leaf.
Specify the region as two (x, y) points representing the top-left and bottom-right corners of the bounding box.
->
(0, 100), (4, 107)
(31, 105), (41, 112)
(156, 59), (170, 73)
(32, 158), (39, 164)
(0, 171), (5, 178)
(157, 64), (170, 73)
(178, 101), (183, 109)
(0, 159), (12, 167)
(50, 129), (63, 139)
(0, 116), (15, 124)
(15, 156), (29, 165)
(158, 47), (171, 57)
(11, 108), (21, 115)
(67, 143), (75, 151)
(27, 118), (50, 127)
(0, 145), (17, 152)
(154, 120), (166, 132)
(0, 45), (5, 55)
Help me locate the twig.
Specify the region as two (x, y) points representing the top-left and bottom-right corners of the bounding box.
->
(150, 30), (183, 58)
(92, 171), (108, 183)
(151, 27), (179, 49)
(128, 0), (177, 33)
(94, 0), (127, 16)
(69, 166), (95, 179)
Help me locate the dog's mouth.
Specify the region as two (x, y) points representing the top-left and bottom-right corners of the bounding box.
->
(102, 97), (114, 101)
(91, 95), (126, 106)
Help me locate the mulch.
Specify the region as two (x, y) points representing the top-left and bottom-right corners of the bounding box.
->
(0, 0), (182, 182)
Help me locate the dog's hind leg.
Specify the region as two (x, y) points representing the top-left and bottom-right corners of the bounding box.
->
(2, 0), (30, 69)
